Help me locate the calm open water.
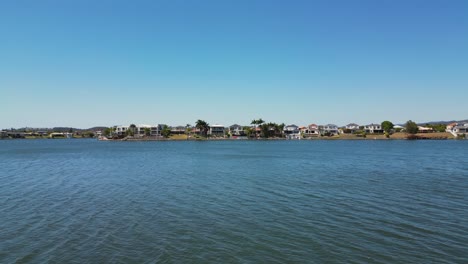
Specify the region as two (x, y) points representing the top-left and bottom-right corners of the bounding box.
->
(0, 139), (467, 263)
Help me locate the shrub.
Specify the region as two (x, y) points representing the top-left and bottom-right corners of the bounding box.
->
(405, 120), (419, 134)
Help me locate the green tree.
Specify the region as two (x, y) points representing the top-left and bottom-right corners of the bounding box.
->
(260, 122), (281, 138)
(260, 123), (270, 138)
(277, 123), (285, 138)
(405, 120), (419, 134)
(161, 125), (171, 138)
(250, 118), (265, 138)
(195, 120), (209, 137)
(244, 126), (253, 138)
(104, 127), (112, 137)
(381, 121), (394, 133)
(185, 124), (192, 138)
(426, 123), (446, 132)
(82, 131), (95, 138)
(144, 127), (151, 136)
(128, 124), (136, 137)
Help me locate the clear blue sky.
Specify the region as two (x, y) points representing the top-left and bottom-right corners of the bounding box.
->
(1, 0), (467, 128)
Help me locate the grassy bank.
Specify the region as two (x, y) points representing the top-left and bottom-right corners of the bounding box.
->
(326, 132), (454, 140)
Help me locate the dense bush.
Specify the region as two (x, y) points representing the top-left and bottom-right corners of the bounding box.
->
(405, 120), (419, 134)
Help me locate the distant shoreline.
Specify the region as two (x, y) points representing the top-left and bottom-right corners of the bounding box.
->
(101, 132), (455, 141)
(0, 132), (459, 141)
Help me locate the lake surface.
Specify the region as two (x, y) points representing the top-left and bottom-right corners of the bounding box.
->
(1, 139), (467, 263)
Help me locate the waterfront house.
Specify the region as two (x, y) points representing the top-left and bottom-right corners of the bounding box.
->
(0, 130), (7, 138)
(49, 132), (69, 138)
(453, 123), (468, 135)
(418, 126), (434, 133)
(458, 123), (468, 133)
(152, 125), (162, 136)
(302, 124), (320, 137)
(135, 124), (150, 136)
(114, 125), (129, 136)
(133, 124), (161, 137)
(364, 123), (384, 134)
(170, 126), (186, 135)
(209, 125), (225, 137)
(345, 123), (360, 133)
(299, 126), (306, 136)
(7, 131), (26, 138)
(254, 126), (262, 138)
(37, 131), (48, 136)
(446, 122), (457, 131)
(320, 124), (339, 136)
(284, 124), (300, 139)
(229, 124), (245, 136)
(114, 124), (161, 137)
(190, 127), (200, 136)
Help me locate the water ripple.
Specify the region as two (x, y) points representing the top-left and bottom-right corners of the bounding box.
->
(0, 139), (467, 263)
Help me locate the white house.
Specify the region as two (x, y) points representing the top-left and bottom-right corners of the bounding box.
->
(302, 124), (320, 137)
(153, 125), (164, 136)
(114, 125), (129, 136)
(364, 123), (384, 134)
(284, 124), (300, 139)
(229, 124), (245, 136)
(452, 123), (468, 135)
(130, 124), (161, 137)
(114, 124), (161, 137)
(445, 122), (468, 136)
(209, 125), (225, 137)
(345, 123), (360, 133)
(136, 124), (151, 136)
(446, 122), (457, 131)
(320, 124), (339, 135)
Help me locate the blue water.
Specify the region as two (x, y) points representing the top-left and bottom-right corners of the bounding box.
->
(1, 139), (467, 263)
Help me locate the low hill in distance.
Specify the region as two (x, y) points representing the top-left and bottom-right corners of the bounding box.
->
(4, 119), (468, 132)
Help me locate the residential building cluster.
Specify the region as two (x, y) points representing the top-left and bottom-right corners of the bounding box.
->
(446, 122), (468, 137)
(106, 121), (468, 139)
(3, 121), (467, 139)
(111, 124), (228, 137)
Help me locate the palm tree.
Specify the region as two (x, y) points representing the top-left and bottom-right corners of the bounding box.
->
(185, 124), (192, 139)
(161, 125), (171, 138)
(251, 118), (265, 139)
(129, 124), (136, 137)
(195, 120), (210, 138)
(277, 123), (285, 138)
(244, 126), (253, 138)
(262, 122), (278, 138)
(104, 127), (112, 137)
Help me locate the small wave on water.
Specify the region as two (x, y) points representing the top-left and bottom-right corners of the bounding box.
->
(0, 139), (467, 263)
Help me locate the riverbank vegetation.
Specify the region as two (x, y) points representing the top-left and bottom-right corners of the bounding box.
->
(2, 119), (464, 140)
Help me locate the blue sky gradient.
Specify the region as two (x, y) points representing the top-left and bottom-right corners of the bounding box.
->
(1, 0), (467, 128)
